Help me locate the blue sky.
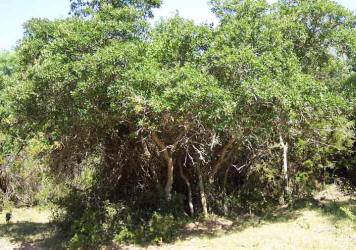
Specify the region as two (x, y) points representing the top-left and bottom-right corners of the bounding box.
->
(0, 0), (355, 51)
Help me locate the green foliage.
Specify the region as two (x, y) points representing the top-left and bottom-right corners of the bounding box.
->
(69, 0), (162, 19)
(146, 212), (178, 244)
(340, 206), (356, 221)
(55, 185), (183, 247)
(0, 51), (17, 76)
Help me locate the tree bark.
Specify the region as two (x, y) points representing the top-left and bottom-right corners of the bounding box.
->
(178, 160), (194, 216)
(210, 132), (238, 183)
(152, 131), (174, 200)
(280, 135), (289, 202)
(152, 127), (189, 201)
(197, 163), (208, 217)
(223, 165), (231, 216)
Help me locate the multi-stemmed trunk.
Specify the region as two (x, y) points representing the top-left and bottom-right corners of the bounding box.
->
(152, 126), (189, 201)
(152, 131), (174, 200)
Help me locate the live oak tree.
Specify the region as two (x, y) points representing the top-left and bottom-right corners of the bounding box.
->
(1, 0), (355, 244)
(208, 0), (355, 202)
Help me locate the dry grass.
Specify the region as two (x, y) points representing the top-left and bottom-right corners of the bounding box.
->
(0, 207), (64, 249)
(147, 209), (355, 250)
(124, 185), (356, 250)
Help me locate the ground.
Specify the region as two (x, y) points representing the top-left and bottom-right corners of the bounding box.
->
(0, 184), (355, 250)
(0, 207), (63, 249)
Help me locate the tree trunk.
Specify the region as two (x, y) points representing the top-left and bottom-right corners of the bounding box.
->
(210, 137), (236, 183)
(165, 157), (174, 200)
(152, 131), (174, 200)
(197, 163), (208, 217)
(280, 135), (289, 202)
(152, 126), (189, 201)
(142, 139), (151, 158)
(223, 165), (231, 216)
(178, 160), (194, 216)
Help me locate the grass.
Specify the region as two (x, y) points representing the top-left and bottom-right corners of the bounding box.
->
(122, 184), (356, 250)
(0, 184), (355, 249)
(0, 206), (64, 249)
(153, 205), (355, 250)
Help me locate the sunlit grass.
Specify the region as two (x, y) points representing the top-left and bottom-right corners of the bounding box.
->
(159, 210), (355, 250)
(0, 207), (64, 249)
(131, 185), (356, 250)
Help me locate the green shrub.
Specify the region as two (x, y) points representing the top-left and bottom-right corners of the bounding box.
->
(146, 212), (179, 244)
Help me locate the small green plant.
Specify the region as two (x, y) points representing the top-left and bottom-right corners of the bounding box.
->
(340, 206), (355, 221)
(114, 226), (135, 244)
(147, 212), (178, 244)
